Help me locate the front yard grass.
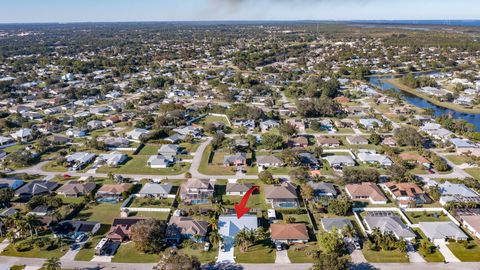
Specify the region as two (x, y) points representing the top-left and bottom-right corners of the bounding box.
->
(446, 155), (471, 165)
(287, 243), (319, 263)
(362, 249), (409, 263)
(234, 240), (276, 263)
(74, 225), (111, 261)
(465, 168), (480, 181)
(412, 228), (444, 262)
(111, 242), (160, 263)
(179, 244), (218, 263)
(448, 240), (480, 261)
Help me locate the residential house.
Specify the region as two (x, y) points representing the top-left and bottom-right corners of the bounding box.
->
(179, 178), (214, 204)
(173, 126), (203, 138)
(459, 215), (480, 239)
(364, 215), (416, 241)
(147, 154), (174, 168)
(66, 127), (87, 138)
(126, 128), (150, 141)
(419, 222), (468, 244)
(257, 155), (283, 169)
(87, 120), (105, 130)
(53, 220), (101, 239)
(223, 152), (247, 167)
(138, 183), (174, 198)
(11, 128), (33, 142)
(96, 183), (133, 200)
(287, 119), (306, 132)
(356, 149), (393, 167)
(264, 182), (298, 208)
(270, 223), (309, 244)
(166, 216), (209, 243)
(382, 137), (397, 147)
(317, 137), (341, 147)
(0, 136), (15, 148)
(15, 180), (59, 198)
(107, 218), (144, 242)
(158, 144), (181, 160)
(346, 135), (369, 145)
(359, 119), (383, 130)
(288, 136), (309, 148)
(398, 152), (432, 169)
(299, 152), (320, 168)
(28, 205), (53, 217)
(96, 152), (128, 166)
(345, 182), (388, 204)
(226, 183), (253, 196)
(56, 181), (96, 197)
(435, 181), (480, 205)
(218, 215), (258, 258)
(382, 182), (431, 208)
(306, 181), (337, 198)
(259, 120), (280, 132)
(66, 152), (96, 170)
(420, 122), (452, 141)
(100, 137), (131, 149)
(323, 155), (355, 170)
(0, 178), (24, 190)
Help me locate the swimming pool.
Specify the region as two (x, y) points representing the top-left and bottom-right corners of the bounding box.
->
(96, 197), (119, 203)
(276, 202), (298, 208)
(190, 199), (209, 205)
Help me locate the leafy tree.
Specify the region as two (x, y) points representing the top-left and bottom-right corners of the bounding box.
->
(327, 197), (352, 216)
(369, 132), (381, 145)
(154, 250), (201, 270)
(258, 170), (278, 184)
(301, 184), (314, 201)
(289, 167), (310, 183)
(318, 229), (345, 254)
(281, 149), (300, 166)
(131, 219), (167, 253)
(261, 133), (284, 150)
(310, 253), (350, 270)
(0, 188), (14, 207)
(342, 167), (379, 184)
(428, 185), (441, 201)
(432, 156), (449, 171)
(393, 127), (423, 147)
(278, 122), (297, 137)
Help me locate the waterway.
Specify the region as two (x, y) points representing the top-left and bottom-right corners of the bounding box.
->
(368, 75), (480, 131)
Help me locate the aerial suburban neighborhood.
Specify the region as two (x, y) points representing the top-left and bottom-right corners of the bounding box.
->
(1, 2), (480, 270)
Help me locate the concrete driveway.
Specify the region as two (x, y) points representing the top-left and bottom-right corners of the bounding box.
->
(217, 238), (234, 263)
(437, 242), (460, 262)
(350, 249), (367, 263)
(275, 249), (290, 264)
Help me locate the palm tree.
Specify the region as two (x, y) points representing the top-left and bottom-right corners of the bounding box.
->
(209, 230), (222, 246)
(24, 214), (40, 238)
(208, 216), (218, 231)
(43, 257), (61, 270)
(214, 204), (225, 216)
(343, 225), (355, 238)
(235, 229), (255, 252)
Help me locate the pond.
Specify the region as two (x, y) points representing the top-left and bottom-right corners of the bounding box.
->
(368, 75), (480, 131)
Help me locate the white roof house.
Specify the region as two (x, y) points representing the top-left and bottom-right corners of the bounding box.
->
(96, 152), (128, 166)
(323, 155), (355, 168)
(147, 155), (173, 168)
(359, 119), (383, 130)
(437, 181), (480, 205)
(66, 152), (96, 169)
(419, 222), (468, 244)
(364, 216), (416, 241)
(356, 150), (393, 166)
(126, 128), (149, 141)
(11, 128), (33, 142)
(218, 215), (258, 262)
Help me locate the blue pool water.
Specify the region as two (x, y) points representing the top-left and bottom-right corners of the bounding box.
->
(277, 202), (298, 208)
(190, 199), (209, 205)
(96, 197), (119, 203)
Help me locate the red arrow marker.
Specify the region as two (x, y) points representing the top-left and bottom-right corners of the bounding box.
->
(234, 186), (259, 219)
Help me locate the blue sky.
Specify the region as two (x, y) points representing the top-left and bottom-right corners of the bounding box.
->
(0, 0), (477, 23)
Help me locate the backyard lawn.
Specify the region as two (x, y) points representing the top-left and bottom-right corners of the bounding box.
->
(97, 156), (190, 175)
(129, 197), (174, 208)
(465, 168), (480, 181)
(446, 155), (471, 165)
(362, 249), (409, 263)
(111, 242), (161, 263)
(405, 211), (451, 224)
(128, 211), (170, 220)
(448, 241), (480, 261)
(198, 145), (236, 175)
(234, 241), (276, 263)
(197, 115), (230, 126)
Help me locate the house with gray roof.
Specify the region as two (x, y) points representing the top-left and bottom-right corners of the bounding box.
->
(364, 216), (415, 241)
(346, 135), (369, 145)
(126, 128), (150, 141)
(147, 154), (173, 168)
(307, 181), (337, 198)
(257, 155), (283, 169)
(321, 218), (353, 232)
(158, 144), (181, 160)
(323, 155), (355, 170)
(15, 181), (59, 198)
(224, 152), (247, 167)
(356, 149), (393, 167)
(66, 152), (97, 170)
(56, 181), (96, 197)
(138, 183), (174, 198)
(264, 182), (298, 208)
(96, 152), (128, 166)
(419, 222), (468, 244)
(166, 216), (209, 243)
(359, 119), (383, 130)
(226, 183), (253, 196)
(437, 181), (480, 205)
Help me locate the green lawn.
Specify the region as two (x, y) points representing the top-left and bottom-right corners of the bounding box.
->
(234, 241), (276, 263)
(179, 244), (218, 263)
(280, 214), (311, 225)
(96, 156), (190, 175)
(138, 144), (160, 155)
(405, 211), (451, 224)
(1, 235), (69, 259)
(412, 228), (444, 262)
(264, 166), (293, 175)
(446, 155), (471, 165)
(128, 211), (170, 220)
(111, 242), (161, 263)
(223, 193), (268, 210)
(465, 168), (480, 181)
(197, 115), (230, 126)
(74, 202), (121, 225)
(42, 161), (67, 172)
(448, 241), (480, 261)
(74, 225), (111, 261)
(362, 249), (409, 263)
(287, 243), (319, 263)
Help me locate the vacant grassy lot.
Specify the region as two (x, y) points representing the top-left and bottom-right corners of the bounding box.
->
(446, 155), (471, 165)
(198, 145), (236, 175)
(1, 235), (69, 259)
(362, 249), (409, 263)
(197, 115), (230, 126)
(97, 156), (190, 175)
(465, 168), (480, 181)
(74, 202), (121, 225)
(111, 242), (161, 263)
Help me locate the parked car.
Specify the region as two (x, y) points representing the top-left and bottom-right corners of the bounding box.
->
(204, 242), (210, 251)
(275, 242), (283, 251)
(75, 233), (87, 243)
(354, 242), (361, 250)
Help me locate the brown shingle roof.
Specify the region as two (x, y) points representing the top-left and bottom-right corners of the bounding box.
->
(264, 182), (297, 200)
(270, 223), (309, 241)
(345, 182), (387, 202)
